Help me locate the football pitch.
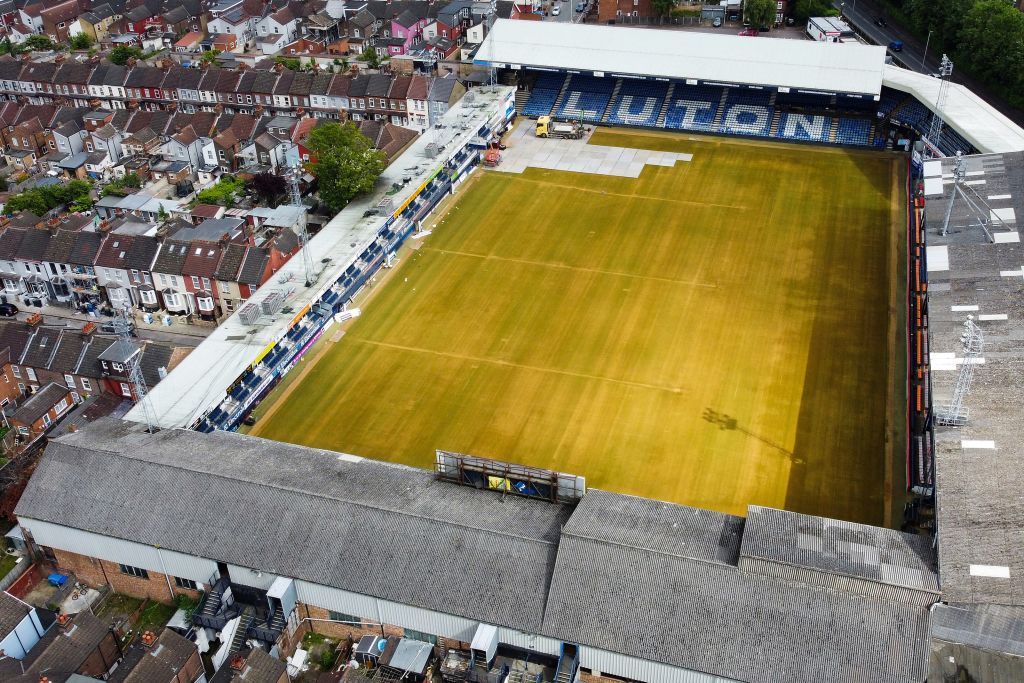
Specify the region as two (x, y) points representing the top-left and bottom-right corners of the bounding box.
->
(253, 129), (904, 525)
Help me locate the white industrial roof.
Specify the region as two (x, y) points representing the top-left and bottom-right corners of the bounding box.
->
(882, 65), (1024, 154)
(127, 86), (516, 429)
(475, 19), (887, 95)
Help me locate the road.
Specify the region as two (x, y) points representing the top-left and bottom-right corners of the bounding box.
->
(542, 0), (583, 23)
(834, 0), (1024, 126)
(12, 310), (206, 348)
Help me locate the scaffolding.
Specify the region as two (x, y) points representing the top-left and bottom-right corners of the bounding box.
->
(935, 316), (984, 427)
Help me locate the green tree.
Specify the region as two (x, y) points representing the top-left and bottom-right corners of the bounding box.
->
(652, 0), (675, 18)
(793, 0), (839, 23)
(21, 34), (55, 52)
(194, 176), (244, 207)
(109, 45), (145, 65)
(201, 49), (221, 64)
(275, 56), (301, 71)
(69, 33), (94, 50)
(956, 0), (1024, 107)
(744, 0), (776, 28)
(6, 179), (92, 215)
(306, 122), (387, 213)
(360, 46), (381, 69)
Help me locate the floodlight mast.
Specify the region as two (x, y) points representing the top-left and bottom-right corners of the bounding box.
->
(925, 55), (954, 158)
(287, 143), (315, 287)
(114, 305), (156, 433)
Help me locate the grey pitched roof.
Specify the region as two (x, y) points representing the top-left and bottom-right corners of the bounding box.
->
(0, 591), (31, 638)
(120, 628), (197, 683)
(740, 505), (939, 599)
(18, 420), (573, 635)
(68, 231), (104, 266)
(12, 382), (69, 425)
(151, 240), (190, 275)
(236, 246), (269, 285)
(124, 235), (159, 271)
(214, 242), (246, 281)
(539, 490), (932, 683)
(23, 610), (110, 674)
(139, 342), (173, 387)
(15, 228), (50, 262)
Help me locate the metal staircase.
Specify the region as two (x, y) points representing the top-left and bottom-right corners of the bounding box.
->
(229, 606), (255, 655)
(656, 83), (675, 127)
(600, 79), (623, 122)
(769, 111), (781, 137)
(828, 117), (839, 143)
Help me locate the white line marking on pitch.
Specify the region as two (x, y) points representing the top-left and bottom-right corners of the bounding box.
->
(988, 194), (1012, 200)
(961, 440), (996, 450)
(951, 305), (979, 312)
(978, 314), (1009, 321)
(993, 232), (1020, 243)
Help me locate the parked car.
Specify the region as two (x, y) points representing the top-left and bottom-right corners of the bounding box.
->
(551, 5), (560, 15)
(712, 17), (722, 27)
(888, 40), (903, 52)
(738, 28), (759, 36)
(100, 321), (138, 337)
(875, 16), (887, 27)
(575, 2), (585, 10)
(728, 13), (739, 21)
(0, 302), (18, 317)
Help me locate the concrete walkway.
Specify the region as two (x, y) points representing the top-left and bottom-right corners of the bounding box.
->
(495, 121), (691, 178)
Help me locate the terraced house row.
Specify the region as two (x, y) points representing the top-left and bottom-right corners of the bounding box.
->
(0, 56), (464, 132)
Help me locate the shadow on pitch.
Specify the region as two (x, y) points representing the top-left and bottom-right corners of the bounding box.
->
(701, 407), (797, 461)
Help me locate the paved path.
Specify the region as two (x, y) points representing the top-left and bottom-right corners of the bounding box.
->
(496, 122), (691, 178)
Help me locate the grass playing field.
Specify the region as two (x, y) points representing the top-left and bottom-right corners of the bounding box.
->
(252, 129), (904, 526)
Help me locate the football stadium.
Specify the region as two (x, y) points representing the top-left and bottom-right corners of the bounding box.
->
(44, 18), (1021, 683)
(249, 129), (902, 526)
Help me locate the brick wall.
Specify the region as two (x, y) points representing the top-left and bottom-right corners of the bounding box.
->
(52, 547), (202, 605)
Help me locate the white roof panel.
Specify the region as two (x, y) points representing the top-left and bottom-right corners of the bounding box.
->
(475, 19), (887, 95)
(883, 65), (1024, 154)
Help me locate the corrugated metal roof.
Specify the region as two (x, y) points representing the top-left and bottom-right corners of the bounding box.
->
(741, 506), (939, 594)
(475, 19), (886, 95)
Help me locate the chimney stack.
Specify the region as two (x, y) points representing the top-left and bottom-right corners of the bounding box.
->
(56, 614), (71, 631)
(230, 654), (246, 670)
(140, 631), (157, 648)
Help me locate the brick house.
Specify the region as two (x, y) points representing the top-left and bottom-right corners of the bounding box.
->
(121, 628), (204, 683)
(597, 0), (654, 22)
(39, 0), (81, 43)
(7, 381), (74, 440)
(15, 611), (124, 679)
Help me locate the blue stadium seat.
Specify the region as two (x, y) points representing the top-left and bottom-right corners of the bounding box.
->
(663, 85), (720, 132)
(876, 88), (905, 118)
(606, 80), (668, 127)
(835, 118), (872, 146)
(556, 75), (616, 123)
(775, 113), (831, 142)
(895, 100), (930, 131)
(719, 90), (773, 137)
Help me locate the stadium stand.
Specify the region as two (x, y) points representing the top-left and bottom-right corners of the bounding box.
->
(719, 89), (774, 137)
(606, 80), (668, 127)
(835, 117), (873, 146)
(775, 113), (831, 142)
(556, 75), (617, 122)
(663, 85), (720, 132)
(523, 72), (565, 117)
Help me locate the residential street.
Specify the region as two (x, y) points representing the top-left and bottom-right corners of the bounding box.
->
(11, 307), (208, 348)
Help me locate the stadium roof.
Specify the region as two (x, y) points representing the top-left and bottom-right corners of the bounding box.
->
(883, 66), (1024, 154)
(922, 151), (1024, 606)
(474, 19), (887, 96)
(127, 86), (516, 429)
(18, 420), (934, 683)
